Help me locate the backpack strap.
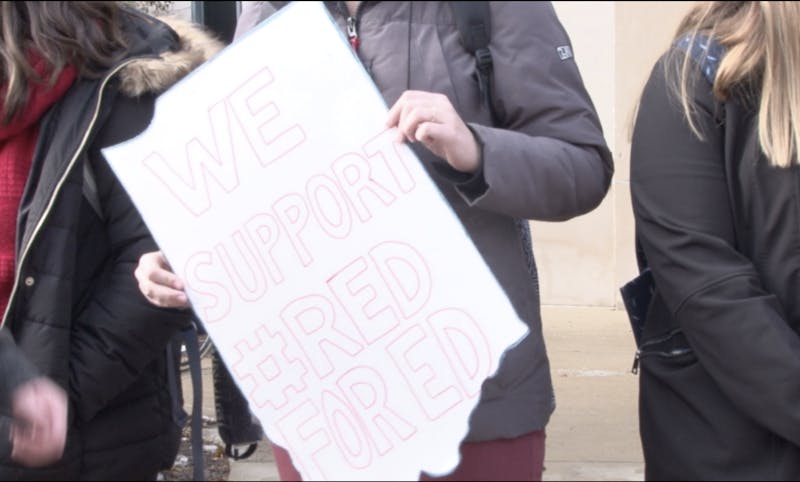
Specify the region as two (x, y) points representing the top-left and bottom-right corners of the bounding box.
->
(212, 348), (263, 461)
(162, 323), (205, 480)
(451, 1), (498, 124)
(181, 323), (206, 481)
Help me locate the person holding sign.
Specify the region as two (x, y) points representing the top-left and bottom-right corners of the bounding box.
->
(0, 2), (222, 479)
(136, 1), (612, 480)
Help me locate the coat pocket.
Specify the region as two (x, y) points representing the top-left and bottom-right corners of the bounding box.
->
(638, 336), (781, 480)
(631, 328), (691, 374)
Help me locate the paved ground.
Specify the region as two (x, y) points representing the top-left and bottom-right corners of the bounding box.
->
(540, 306), (643, 481)
(182, 306), (644, 481)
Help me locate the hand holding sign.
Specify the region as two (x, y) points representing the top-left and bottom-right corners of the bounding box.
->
(135, 251), (188, 308)
(386, 90), (482, 174)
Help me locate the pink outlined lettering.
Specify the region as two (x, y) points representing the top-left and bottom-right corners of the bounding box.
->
(331, 152), (397, 223)
(280, 295), (364, 379)
(306, 174), (353, 239)
(231, 324), (308, 410)
(427, 309), (493, 398)
(362, 129), (416, 194)
(227, 67), (306, 168)
(275, 401), (332, 481)
(273, 193), (313, 267)
(327, 257), (401, 344)
(215, 230), (269, 302)
(183, 251), (231, 323)
(338, 366), (417, 456)
(386, 324), (463, 421)
(320, 390), (372, 469)
(142, 100), (240, 217)
(244, 212), (285, 285)
(369, 241), (432, 320)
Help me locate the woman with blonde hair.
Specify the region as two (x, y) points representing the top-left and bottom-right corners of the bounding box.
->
(630, 1), (800, 479)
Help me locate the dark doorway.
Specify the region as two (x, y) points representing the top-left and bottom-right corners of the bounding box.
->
(192, 1), (239, 44)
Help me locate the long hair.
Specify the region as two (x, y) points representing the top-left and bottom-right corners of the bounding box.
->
(0, 1), (132, 122)
(672, 1), (800, 168)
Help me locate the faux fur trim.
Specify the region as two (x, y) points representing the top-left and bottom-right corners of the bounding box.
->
(118, 17), (224, 97)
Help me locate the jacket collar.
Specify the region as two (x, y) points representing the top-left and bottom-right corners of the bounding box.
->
(117, 16), (224, 97)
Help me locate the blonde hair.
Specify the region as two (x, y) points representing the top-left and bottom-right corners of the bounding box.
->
(673, 1), (800, 168)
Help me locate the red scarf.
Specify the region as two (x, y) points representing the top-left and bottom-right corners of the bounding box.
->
(0, 55), (76, 318)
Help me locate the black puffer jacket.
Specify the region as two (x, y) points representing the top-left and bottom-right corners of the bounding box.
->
(0, 13), (221, 480)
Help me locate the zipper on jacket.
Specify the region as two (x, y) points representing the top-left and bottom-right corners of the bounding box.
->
(631, 329), (692, 375)
(346, 16), (360, 51)
(0, 57), (143, 329)
(342, 1), (366, 52)
(631, 349), (641, 375)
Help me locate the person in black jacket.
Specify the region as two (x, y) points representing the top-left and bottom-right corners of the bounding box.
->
(0, 2), (221, 479)
(631, 1), (800, 479)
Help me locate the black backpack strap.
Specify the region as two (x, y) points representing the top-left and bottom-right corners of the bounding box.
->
(182, 323), (206, 481)
(212, 348), (263, 460)
(451, 1), (497, 124)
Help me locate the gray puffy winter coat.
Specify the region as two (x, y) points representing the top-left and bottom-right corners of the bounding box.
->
(237, 0), (613, 442)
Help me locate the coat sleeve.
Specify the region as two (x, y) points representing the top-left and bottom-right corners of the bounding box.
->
(0, 330), (39, 461)
(631, 54), (800, 446)
(68, 92), (192, 422)
(453, 1), (613, 221)
(0, 329), (39, 403)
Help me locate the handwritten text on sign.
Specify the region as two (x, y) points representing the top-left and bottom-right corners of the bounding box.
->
(104, 2), (528, 480)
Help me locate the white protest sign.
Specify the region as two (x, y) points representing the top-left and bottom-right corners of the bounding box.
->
(104, 2), (528, 480)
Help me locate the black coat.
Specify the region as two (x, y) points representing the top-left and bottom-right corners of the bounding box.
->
(631, 51), (800, 479)
(0, 13), (221, 480)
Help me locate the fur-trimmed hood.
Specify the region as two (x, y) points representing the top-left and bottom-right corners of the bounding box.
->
(117, 16), (224, 97)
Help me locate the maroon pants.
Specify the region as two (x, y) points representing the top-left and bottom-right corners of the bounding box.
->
(272, 430), (546, 481)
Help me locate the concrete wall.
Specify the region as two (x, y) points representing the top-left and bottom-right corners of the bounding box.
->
(537, 1), (695, 308)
